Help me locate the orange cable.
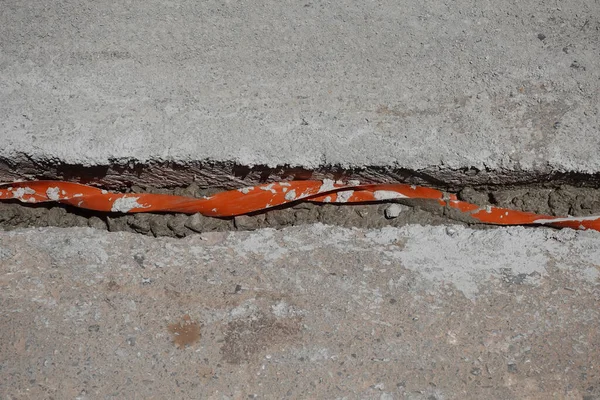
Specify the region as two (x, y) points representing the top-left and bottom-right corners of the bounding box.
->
(1, 179), (600, 232)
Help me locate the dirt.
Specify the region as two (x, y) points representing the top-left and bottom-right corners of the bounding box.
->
(1, 182), (600, 236)
(167, 315), (202, 349)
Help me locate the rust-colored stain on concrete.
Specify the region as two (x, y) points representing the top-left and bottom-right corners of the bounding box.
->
(167, 314), (201, 349)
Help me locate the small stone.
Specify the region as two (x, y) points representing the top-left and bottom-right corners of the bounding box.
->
(384, 204), (406, 219)
(445, 226), (458, 237)
(507, 362), (518, 373)
(537, 33), (546, 41)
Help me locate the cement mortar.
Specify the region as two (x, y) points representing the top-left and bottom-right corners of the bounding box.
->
(1, 182), (600, 236)
(0, 201), (456, 237)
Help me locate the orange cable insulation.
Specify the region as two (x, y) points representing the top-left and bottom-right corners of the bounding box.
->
(1, 180), (600, 232)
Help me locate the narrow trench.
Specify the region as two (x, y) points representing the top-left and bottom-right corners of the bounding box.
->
(2, 161), (600, 237)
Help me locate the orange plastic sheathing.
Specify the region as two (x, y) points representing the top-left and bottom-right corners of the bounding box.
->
(1, 179), (600, 232)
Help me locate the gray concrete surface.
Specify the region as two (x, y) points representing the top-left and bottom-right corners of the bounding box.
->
(1, 225), (600, 399)
(2, 1), (600, 399)
(1, 0), (599, 174)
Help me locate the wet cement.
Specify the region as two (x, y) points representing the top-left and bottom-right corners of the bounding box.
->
(1, 183), (600, 237)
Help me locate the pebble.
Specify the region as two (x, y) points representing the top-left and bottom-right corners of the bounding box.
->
(384, 204), (406, 219)
(445, 226), (458, 237)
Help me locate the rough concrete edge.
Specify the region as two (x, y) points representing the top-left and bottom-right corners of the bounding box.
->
(2, 153), (600, 191)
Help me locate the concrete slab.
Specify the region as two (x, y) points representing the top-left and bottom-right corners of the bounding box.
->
(1, 225), (600, 398)
(1, 0), (599, 174)
(2, 3), (600, 399)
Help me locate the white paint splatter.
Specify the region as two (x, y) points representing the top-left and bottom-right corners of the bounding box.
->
(323, 196), (332, 203)
(237, 187), (253, 194)
(348, 180), (360, 186)
(280, 182), (291, 187)
(111, 196), (149, 213)
(336, 190), (354, 203)
(46, 187), (60, 201)
(101, 190), (108, 194)
(12, 187), (35, 200)
(373, 190), (407, 200)
(533, 215), (600, 224)
(285, 189), (297, 201)
(260, 184), (277, 194)
(73, 193), (83, 197)
(318, 179), (336, 193)
(485, 205), (492, 214)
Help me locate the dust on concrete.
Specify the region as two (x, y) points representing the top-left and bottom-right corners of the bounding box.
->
(2, 182), (600, 236)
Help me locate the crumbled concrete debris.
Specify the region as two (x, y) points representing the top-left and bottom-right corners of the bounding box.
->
(2, 183), (600, 236)
(234, 214), (266, 230)
(150, 215), (176, 238)
(130, 213), (151, 234)
(167, 214), (189, 237)
(88, 216), (107, 230)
